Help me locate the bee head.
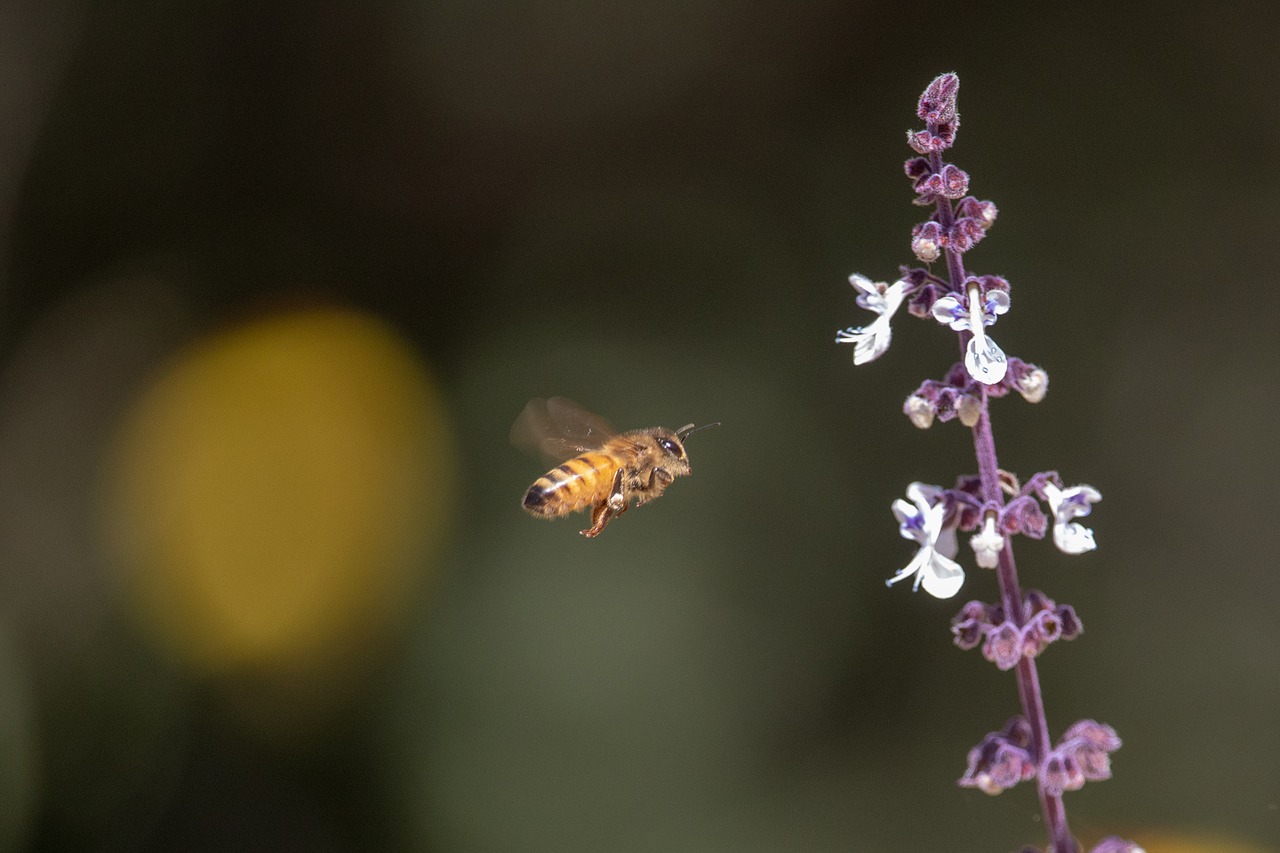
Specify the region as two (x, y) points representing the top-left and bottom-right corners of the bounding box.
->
(651, 421), (719, 475)
(653, 430), (687, 463)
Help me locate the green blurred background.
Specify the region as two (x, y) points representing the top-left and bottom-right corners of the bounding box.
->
(0, 0), (1276, 851)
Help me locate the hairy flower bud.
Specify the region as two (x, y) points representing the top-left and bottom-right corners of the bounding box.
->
(911, 221), (943, 262)
(904, 393), (936, 429)
(917, 72), (959, 124)
(1008, 359), (1049, 403)
(904, 157), (932, 181)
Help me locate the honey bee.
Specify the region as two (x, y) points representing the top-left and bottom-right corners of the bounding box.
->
(511, 396), (718, 538)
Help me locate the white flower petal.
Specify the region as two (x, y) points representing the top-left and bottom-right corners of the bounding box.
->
(835, 316), (892, 365)
(878, 280), (908, 316)
(891, 497), (917, 525)
(848, 273), (877, 296)
(1054, 522), (1097, 555)
(893, 498), (927, 545)
(934, 522), (959, 559)
(984, 289), (1010, 318)
(1059, 485), (1102, 520)
(849, 276), (908, 317)
(932, 295), (968, 330)
(920, 552), (965, 599)
(965, 333), (1008, 384)
(905, 481), (945, 508)
(970, 517), (1004, 568)
(886, 547), (931, 589)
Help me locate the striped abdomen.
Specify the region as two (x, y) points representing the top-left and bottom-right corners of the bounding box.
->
(522, 452), (619, 517)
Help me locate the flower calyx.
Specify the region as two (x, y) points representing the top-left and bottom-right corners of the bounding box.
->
(951, 590), (1082, 669)
(958, 716), (1035, 795)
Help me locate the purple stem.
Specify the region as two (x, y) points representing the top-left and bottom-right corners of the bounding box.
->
(976, 409), (1074, 853)
(929, 150), (1076, 852)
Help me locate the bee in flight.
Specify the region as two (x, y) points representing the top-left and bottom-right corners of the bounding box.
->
(511, 396), (718, 538)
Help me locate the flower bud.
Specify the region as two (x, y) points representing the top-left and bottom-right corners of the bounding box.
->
(1013, 362), (1049, 403)
(939, 164), (970, 198)
(917, 72), (959, 124)
(982, 622), (1022, 670)
(903, 157), (931, 180)
(904, 394), (936, 429)
(911, 221), (943, 262)
(1040, 751), (1085, 796)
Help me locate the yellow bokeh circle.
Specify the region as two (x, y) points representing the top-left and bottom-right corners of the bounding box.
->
(1119, 833), (1276, 853)
(104, 308), (452, 677)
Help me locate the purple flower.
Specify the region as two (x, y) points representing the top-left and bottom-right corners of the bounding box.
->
(951, 590), (1083, 664)
(951, 600), (995, 650)
(1041, 720), (1122, 796)
(1060, 719), (1122, 780)
(958, 717), (1036, 795)
(913, 163), (970, 202)
(1040, 751), (1085, 797)
(1002, 493), (1049, 540)
(982, 621), (1023, 670)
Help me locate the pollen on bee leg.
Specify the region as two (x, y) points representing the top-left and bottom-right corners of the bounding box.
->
(607, 468), (626, 512)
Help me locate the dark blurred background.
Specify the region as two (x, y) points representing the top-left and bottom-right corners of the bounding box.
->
(0, 0), (1276, 851)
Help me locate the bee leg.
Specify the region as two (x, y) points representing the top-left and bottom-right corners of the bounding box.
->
(581, 501), (611, 538)
(635, 467), (673, 507)
(581, 469), (627, 538)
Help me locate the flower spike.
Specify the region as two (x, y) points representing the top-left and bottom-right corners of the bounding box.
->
(833, 74), (1118, 852)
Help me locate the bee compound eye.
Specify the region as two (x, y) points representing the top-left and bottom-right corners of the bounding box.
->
(658, 437), (680, 455)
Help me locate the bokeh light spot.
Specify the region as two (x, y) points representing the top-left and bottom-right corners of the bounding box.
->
(104, 308), (452, 680)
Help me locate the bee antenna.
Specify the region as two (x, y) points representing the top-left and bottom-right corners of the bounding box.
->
(676, 422), (721, 441)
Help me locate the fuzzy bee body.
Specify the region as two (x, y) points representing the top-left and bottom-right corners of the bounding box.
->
(511, 398), (715, 538)
(522, 450), (622, 517)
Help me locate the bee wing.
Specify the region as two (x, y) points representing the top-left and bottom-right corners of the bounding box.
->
(510, 396), (618, 463)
